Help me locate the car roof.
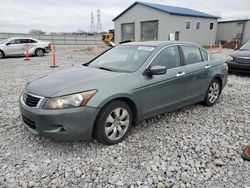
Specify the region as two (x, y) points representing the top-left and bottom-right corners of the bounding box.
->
(7, 37), (38, 40)
(121, 40), (203, 48)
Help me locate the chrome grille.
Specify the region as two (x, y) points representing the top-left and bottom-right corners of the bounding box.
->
(235, 57), (250, 64)
(22, 93), (41, 107)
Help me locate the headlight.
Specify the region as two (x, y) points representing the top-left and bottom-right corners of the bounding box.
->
(45, 90), (97, 110)
(226, 55), (233, 62)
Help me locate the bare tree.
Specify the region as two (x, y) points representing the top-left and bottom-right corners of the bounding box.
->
(29, 29), (46, 34)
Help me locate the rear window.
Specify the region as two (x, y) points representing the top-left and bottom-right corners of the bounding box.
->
(182, 46), (202, 65)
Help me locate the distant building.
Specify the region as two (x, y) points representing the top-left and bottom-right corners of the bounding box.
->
(216, 19), (250, 44)
(113, 2), (219, 45)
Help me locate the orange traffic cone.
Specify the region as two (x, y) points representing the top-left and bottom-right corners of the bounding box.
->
(24, 50), (30, 61)
(209, 44), (214, 52)
(235, 43), (238, 50)
(50, 45), (58, 68)
(218, 42), (222, 53)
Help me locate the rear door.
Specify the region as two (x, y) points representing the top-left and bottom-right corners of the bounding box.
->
(180, 45), (211, 102)
(141, 45), (188, 117)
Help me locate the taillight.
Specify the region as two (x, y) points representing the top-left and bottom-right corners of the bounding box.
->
(48, 44), (51, 49)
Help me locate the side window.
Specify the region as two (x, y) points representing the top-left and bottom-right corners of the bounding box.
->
(8, 40), (16, 45)
(200, 49), (208, 61)
(182, 46), (202, 65)
(152, 46), (180, 69)
(29, 39), (36, 43)
(9, 39), (22, 44)
(21, 39), (29, 43)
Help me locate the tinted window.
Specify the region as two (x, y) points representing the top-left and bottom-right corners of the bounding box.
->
(21, 39), (29, 43)
(200, 49), (208, 61)
(152, 46), (180, 69)
(182, 46), (202, 65)
(28, 39), (37, 43)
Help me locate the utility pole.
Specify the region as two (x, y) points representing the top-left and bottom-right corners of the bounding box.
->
(90, 11), (95, 34)
(96, 9), (102, 34)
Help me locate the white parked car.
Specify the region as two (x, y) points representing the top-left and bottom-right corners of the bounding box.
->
(0, 37), (51, 59)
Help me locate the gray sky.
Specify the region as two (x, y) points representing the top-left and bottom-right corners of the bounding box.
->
(0, 0), (249, 33)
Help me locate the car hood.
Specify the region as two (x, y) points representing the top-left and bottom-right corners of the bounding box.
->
(229, 50), (250, 58)
(26, 66), (121, 97)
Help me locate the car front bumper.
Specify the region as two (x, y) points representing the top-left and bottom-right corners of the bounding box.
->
(19, 98), (100, 141)
(226, 61), (250, 73)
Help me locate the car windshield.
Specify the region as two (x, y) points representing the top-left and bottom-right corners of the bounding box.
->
(0, 39), (9, 44)
(88, 45), (155, 72)
(240, 41), (250, 50)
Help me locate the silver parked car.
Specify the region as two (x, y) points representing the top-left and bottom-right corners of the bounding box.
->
(0, 37), (51, 59)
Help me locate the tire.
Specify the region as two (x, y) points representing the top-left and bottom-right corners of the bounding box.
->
(0, 50), (4, 59)
(94, 100), (132, 145)
(35, 48), (44, 57)
(203, 79), (221, 106)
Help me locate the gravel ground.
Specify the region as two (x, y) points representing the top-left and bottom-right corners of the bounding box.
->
(0, 46), (250, 188)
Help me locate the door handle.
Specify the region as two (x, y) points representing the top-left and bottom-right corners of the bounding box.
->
(176, 71), (186, 77)
(205, 65), (211, 69)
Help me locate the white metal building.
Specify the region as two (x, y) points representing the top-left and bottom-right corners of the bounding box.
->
(113, 2), (219, 46)
(216, 19), (250, 44)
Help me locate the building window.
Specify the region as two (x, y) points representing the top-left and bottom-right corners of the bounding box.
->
(186, 21), (191, 30)
(141, 20), (158, 41)
(209, 23), (214, 30)
(196, 21), (201, 30)
(121, 23), (135, 42)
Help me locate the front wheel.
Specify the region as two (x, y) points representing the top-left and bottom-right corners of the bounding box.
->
(203, 79), (221, 106)
(0, 51), (4, 59)
(35, 48), (44, 57)
(94, 101), (132, 145)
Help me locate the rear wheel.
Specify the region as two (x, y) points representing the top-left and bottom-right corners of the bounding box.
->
(94, 101), (132, 145)
(35, 48), (44, 57)
(203, 79), (221, 106)
(0, 51), (4, 59)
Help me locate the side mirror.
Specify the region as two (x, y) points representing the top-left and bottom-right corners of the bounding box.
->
(5, 43), (10, 46)
(146, 65), (167, 76)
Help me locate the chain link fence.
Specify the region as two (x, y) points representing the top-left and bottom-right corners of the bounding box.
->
(0, 32), (104, 45)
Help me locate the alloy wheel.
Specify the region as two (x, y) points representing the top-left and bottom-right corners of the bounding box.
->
(105, 108), (130, 141)
(36, 49), (44, 57)
(208, 82), (220, 104)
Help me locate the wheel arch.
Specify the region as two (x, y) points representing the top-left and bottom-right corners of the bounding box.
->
(212, 75), (223, 93)
(0, 49), (5, 57)
(92, 96), (140, 137)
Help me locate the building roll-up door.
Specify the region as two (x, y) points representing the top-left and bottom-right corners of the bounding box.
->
(141, 20), (158, 41)
(121, 23), (135, 42)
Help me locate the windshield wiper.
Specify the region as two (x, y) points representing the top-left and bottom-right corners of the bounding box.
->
(98, 67), (119, 72)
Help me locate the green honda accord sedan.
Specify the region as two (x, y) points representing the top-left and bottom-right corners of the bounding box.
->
(19, 41), (228, 145)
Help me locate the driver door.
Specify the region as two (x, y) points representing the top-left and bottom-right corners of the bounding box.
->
(140, 45), (188, 117)
(5, 39), (23, 55)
